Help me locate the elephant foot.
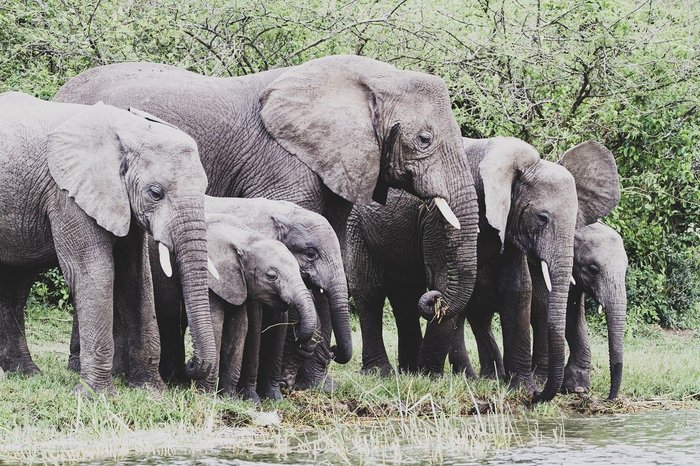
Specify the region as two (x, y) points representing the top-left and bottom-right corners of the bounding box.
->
(127, 373), (167, 391)
(507, 373), (538, 395)
(452, 364), (478, 379)
(562, 364), (590, 394)
(360, 362), (394, 377)
(258, 385), (283, 402)
(73, 380), (116, 398)
(239, 386), (261, 405)
(2, 359), (41, 376)
(68, 354), (81, 373)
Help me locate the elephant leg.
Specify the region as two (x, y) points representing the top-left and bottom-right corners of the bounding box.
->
(154, 269), (187, 385)
(563, 291), (591, 393)
(113, 230), (164, 390)
(256, 307), (286, 401)
(237, 302), (262, 404)
(68, 314), (81, 372)
(294, 289), (334, 391)
(0, 267), (39, 374)
(51, 209), (117, 394)
(217, 300), (247, 397)
(448, 313), (478, 378)
(386, 279), (423, 373)
(355, 284), (392, 377)
(466, 307), (504, 379)
(498, 249), (536, 393)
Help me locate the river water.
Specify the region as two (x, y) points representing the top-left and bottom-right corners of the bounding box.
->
(100, 409), (700, 465)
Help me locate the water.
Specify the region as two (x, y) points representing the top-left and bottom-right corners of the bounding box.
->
(95, 410), (700, 465)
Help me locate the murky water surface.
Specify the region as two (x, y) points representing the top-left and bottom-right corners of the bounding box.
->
(96, 409), (700, 465)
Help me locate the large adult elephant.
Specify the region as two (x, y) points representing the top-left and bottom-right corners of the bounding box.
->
(0, 92), (216, 393)
(444, 137), (620, 401)
(55, 55), (478, 389)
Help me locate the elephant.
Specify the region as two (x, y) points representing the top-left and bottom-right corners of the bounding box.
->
(0, 91), (217, 394)
(185, 215), (319, 401)
(443, 138), (620, 401)
(450, 221), (628, 400)
(152, 195), (350, 399)
(346, 190), (478, 376)
(531, 221), (628, 399)
(349, 136), (619, 401)
(54, 54), (479, 390)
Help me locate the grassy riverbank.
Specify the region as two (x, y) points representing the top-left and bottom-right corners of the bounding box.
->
(1, 303), (699, 464)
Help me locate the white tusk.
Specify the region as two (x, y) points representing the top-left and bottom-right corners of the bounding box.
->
(434, 197), (461, 230)
(598, 304), (603, 315)
(319, 288), (324, 294)
(207, 257), (220, 281)
(570, 276), (576, 286)
(158, 242), (173, 278)
(541, 260), (552, 292)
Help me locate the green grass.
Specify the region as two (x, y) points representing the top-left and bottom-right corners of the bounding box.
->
(1, 303), (698, 463)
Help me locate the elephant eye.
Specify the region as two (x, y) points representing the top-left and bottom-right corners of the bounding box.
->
(536, 212), (550, 226)
(147, 184), (165, 202)
(304, 249), (318, 261)
(417, 131), (433, 149)
(266, 270), (279, 281)
(588, 264), (600, 275)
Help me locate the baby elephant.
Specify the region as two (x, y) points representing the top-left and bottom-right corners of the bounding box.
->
(204, 215), (320, 399)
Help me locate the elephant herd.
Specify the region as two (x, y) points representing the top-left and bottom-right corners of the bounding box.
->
(0, 54), (626, 405)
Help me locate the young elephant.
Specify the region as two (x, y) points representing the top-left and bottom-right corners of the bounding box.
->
(204, 217), (320, 399)
(451, 222), (628, 400)
(155, 196), (350, 398)
(0, 92), (217, 393)
(531, 222), (628, 399)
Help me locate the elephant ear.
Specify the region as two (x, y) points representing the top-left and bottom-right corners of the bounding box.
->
(207, 223), (248, 306)
(260, 56), (396, 205)
(478, 137), (541, 247)
(47, 102), (131, 237)
(559, 141), (621, 227)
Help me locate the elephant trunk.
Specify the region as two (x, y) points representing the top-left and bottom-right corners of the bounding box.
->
(170, 206), (218, 385)
(536, 254), (574, 402)
(603, 288), (627, 400)
(419, 149), (479, 322)
(290, 286), (320, 347)
(326, 276), (352, 364)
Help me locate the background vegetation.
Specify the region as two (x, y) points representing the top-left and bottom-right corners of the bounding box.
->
(1, 0), (699, 329)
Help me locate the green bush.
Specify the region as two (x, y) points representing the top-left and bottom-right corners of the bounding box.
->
(2, 0), (698, 328)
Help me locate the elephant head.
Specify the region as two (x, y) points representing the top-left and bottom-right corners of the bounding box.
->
(47, 102), (218, 381)
(260, 56), (479, 323)
(473, 137), (620, 401)
(206, 219), (320, 352)
(204, 196), (353, 365)
(269, 212), (352, 364)
(572, 222), (628, 399)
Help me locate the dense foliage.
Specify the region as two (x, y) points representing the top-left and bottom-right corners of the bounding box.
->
(1, 0), (698, 328)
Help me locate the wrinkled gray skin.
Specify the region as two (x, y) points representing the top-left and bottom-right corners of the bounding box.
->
(153, 196), (349, 399)
(442, 137), (620, 402)
(0, 92), (216, 393)
(346, 188), (478, 376)
(531, 222), (628, 399)
(194, 218), (318, 401)
(55, 54), (475, 390)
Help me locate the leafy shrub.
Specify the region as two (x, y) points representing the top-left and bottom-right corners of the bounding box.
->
(2, 0), (699, 328)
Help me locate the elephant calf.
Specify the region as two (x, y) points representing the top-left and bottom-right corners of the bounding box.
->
(450, 222), (628, 400)
(0, 91), (217, 394)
